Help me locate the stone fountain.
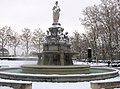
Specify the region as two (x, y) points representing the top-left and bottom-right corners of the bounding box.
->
(21, 1), (90, 74)
(21, 23), (90, 74)
(0, 1), (118, 82)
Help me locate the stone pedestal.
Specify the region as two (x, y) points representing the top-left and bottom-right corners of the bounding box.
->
(37, 26), (77, 66)
(0, 80), (32, 89)
(91, 80), (120, 89)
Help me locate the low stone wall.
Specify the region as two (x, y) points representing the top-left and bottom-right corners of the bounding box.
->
(0, 79), (32, 89)
(91, 80), (120, 89)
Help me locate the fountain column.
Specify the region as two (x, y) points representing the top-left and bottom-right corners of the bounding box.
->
(48, 54), (53, 65)
(60, 51), (64, 65)
(41, 54), (44, 65)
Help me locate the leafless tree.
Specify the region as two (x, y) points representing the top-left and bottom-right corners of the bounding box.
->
(70, 31), (89, 60)
(21, 28), (32, 56)
(0, 26), (12, 57)
(81, 0), (120, 62)
(32, 28), (45, 53)
(81, 5), (100, 62)
(8, 32), (20, 56)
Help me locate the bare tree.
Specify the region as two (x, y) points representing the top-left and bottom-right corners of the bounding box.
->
(8, 32), (20, 56)
(70, 31), (84, 59)
(32, 28), (45, 53)
(81, 0), (120, 62)
(0, 26), (12, 57)
(21, 28), (32, 56)
(81, 5), (100, 62)
(70, 31), (94, 60)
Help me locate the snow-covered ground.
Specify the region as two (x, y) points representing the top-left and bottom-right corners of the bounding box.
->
(73, 60), (107, 67)
(0, 86), (13, 89)
(0, 60), (37, 67)
(0, 60), (120, 89)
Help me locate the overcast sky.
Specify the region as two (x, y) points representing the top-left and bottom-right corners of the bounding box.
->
(0, 0), (101, 35)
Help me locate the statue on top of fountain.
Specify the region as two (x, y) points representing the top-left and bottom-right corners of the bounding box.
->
(45, 1), (69, 45)
(52, 1), (61, 26)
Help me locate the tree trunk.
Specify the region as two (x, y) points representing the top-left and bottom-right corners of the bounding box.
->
(26, 41), (29, 56)
(39, 38), (40, 53)
(2, 39), (4, 57)
(109, 32), (113, 65)
(14, 47), (16, 56)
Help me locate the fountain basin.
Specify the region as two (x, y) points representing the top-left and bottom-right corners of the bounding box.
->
(0, 67), (118, 82)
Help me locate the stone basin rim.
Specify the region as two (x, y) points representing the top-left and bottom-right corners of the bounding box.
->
(21, 64), (90, 68)
(0, 67), (118, 76)
(0, 67), (118, 82)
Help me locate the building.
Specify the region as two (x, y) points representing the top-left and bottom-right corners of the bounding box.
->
(0, 48), (9, 57)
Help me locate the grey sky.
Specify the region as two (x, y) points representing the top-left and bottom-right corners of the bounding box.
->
(0, 0), (101, 35)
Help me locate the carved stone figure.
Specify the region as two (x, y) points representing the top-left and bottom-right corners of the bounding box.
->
(53, 1), (61, 25)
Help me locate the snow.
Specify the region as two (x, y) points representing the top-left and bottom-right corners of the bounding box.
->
(91, 74), (120, 83)
(0, 60), (37, 67)
(32, 82), (90, 89)
(0, 86), (13, 89)
(73, 60), (107, 67)
(0, 60), (120, 89)
(0, 78), (31, 84)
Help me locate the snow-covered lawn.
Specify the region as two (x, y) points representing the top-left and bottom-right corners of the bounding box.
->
(0, 60), (37, 67)
(0, 86), (13, 89)
(73, 60), (107, 67)
(32, 82), (90, 89)
(0, 60), (120, 89)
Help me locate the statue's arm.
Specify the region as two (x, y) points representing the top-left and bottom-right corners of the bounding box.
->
(58, 8), (61, 12)
(53, 6), (56, 10)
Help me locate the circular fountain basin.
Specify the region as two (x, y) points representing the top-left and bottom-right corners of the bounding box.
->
(0, 67), (118, 82)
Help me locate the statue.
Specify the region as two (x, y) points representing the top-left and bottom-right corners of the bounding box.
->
(52, 1), (61, 25)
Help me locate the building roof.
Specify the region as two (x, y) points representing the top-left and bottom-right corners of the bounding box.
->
(0, 48), (9, 53)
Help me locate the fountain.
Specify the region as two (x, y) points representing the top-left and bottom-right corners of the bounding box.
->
(21, 24), (90, 74)
(21, 1), (90, 74)
(0, 1), (119, 82)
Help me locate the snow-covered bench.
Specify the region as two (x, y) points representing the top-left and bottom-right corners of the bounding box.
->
(0, 79), (32, 89)
(91, 80), (120, 89)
